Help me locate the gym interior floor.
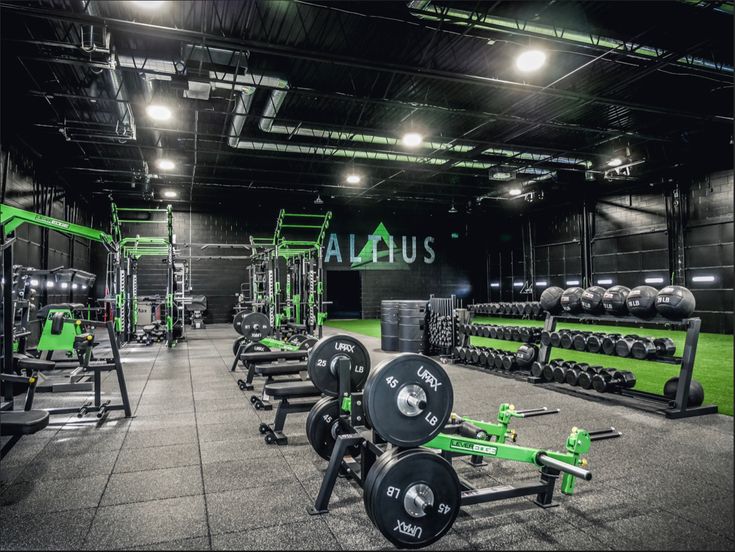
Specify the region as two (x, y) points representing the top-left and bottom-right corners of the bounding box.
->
(1, 324), (733, 551)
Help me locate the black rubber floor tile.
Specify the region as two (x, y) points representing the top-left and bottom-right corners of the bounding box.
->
(9, 449), (118, 482)
(206, 483), (313, 535)
(202, 456), (294, 493)
(210, 518), (339, 550)
(127, 411), (197, 432)
(199, 436), (281, 464)
(660, 496), (735, 541)
(128, 535), (212, 550)
(196, 421), (258, 444)
(41, 428), (127, 458)
(0, 507), (96, 550)
(84, 495), (208, 549)
(113, 442), (201, 473)
(100, 465), (203, 506)
(0, 474), (108, 513)
(122, 425), (198, 449)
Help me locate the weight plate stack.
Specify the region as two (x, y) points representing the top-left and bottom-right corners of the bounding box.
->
(380, 300), (400, 352)
(398, 301), (427, 354)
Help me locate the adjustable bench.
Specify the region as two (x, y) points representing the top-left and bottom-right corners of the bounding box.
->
(245, 362), (309, 411)
(0, 365), (49, 459)
(258, 380), (322, 445)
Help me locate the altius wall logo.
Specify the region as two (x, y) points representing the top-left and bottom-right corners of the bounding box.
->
(324, 222), (436, 270)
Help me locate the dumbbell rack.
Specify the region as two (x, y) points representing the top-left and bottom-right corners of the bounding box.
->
(531, 313), (717, 419)
(427, 295), (458, 356)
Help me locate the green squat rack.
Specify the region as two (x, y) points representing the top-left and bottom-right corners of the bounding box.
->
(300, 335), (619, 549)
(242, 209), (331, 339)
(110, 202), (181, 348)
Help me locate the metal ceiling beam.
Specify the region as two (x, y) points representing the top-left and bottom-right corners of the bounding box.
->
(2, 2), (730, 124)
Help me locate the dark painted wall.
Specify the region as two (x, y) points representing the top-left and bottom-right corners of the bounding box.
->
(480, 171), (734, 334)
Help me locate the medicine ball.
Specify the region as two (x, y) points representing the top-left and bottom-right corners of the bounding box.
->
(539, 286), (564, 314)
(602, 285), (630, 315)
(515, 344), (538, 368)
(663, 377), (704, 407)
(626, 286), (658, 319)
(655, 286), (696, 320)
(560, 287), (584, 313)
(581, 286), (606, 314)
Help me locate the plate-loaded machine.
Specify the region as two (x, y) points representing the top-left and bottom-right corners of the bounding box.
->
(301, 336), (618, 549)
(1, 204), (131, 424)
(110, 202), (180, 347)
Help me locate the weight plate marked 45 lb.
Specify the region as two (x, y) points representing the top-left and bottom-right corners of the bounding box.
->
(307, 334), (371, 396)
(364, 354), (453, 448)
(305, 397), (361, 461)
(363, 448), (461, 549)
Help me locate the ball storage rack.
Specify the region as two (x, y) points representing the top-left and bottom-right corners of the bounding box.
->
(531, 312), (717, 419)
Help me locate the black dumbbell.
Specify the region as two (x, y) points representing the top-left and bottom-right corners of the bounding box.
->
(540, 330), (552, 347)
(592, 370), (636, 393)
(481, 325), (492, 338)
(530, 361), (545, 378)
(572, 331), (591, 351)
(564, 363), (592, 386)
(552, 361), (578, 383)
(479, 349), (491, 367)
(631, 338), (656, 360)
(493, 353), (505, 370)
(653, 337), (676, 357)
(614, 335), (641, 357)
(488, 326), (498, 339)
(601, 334), (621, 355)
(501, 354), (517, 371)
(578, 367), (614, 389)
(560, 331), (574, 349)
(511, 327), (522, 341)
(486, 350), (499, 369)
(502, 327), (513, 340)
(458, 347), (468, 361)
(586, 333), (605, 353)
(470, 348), (481, 364)
(549, 331), (563, 347)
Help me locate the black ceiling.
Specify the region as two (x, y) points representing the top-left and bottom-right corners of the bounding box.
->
(1, 0), (732, 209)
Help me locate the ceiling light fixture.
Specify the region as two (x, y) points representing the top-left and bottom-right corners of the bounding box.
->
(645, 277), (664, 284)
(402, 132), (423, 148)
(346, 174), (361, 185)
(490, 282), (500, 287)
(598, 279), (613, 285)
(509, 188), (522, 196)
(156, 159), (175, 171)
(607, 157), (623, 167)
(146, 104), (172, 121)
(566, 280), (580, 286)
(163, 190), (177, 198)
(134, 1), (165, 8)
(692, 275), (715, 283)
(515, 49), (546, 72)
(448, 201), (458, 214)
(46, 281), (55, 288)
(535, 281), (548, 287)
(314, 194), (324, 205)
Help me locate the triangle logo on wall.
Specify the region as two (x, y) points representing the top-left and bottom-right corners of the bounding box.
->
(350, 222), (410, 270)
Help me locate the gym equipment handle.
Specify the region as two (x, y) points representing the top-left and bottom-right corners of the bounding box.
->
(536, 453), (592, 481)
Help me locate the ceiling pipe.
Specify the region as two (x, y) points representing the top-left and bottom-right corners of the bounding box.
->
(407, 0), (734, 75)
(81, 1), (136, 140)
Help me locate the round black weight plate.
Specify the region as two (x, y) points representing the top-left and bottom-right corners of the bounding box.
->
(305, 397), (362, 461)
(364, 448), (460, 549)
(363, 354), (453, 448)
(240, 341), (271, 355)
(307, 334), (371, 396)
(234, 312), (272, 341)
(232, 335), (247, 356)
(299, 337), (318, 351)
(288, 334), (308, 345)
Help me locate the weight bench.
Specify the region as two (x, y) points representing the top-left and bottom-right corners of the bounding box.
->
(257, 380), (321, 445)
(244, 362), (309, 411)
(0, 366), (49, 459)
(231, 349), (309, 387)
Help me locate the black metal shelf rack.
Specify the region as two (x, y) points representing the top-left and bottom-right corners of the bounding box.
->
(532, 313), (718, 419)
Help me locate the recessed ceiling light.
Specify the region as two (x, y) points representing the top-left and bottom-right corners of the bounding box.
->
(509, 188), (522, 196)
(72, 283), (78, 290)
(607, 157), (623, 167)
(515, 49), (546, 72)
(598, 279), (613, 285)
(61, 282), (69, 289)
(645, 277), (664, 284)
(513, 282), (523, 287)
(146, 104), (172, 121)
(692, 275), (715, 283)
(30, 279), (39, 287)
(401, 132), (423, 148)
(46, 281), (55, 288)
(490, 282), (500, 287)
(566, 280), (580, 286)
(163, 190), (177, 198)
(535, 281), (547, 287)
(156, 159), (175, 170)
(346, 174), (361, 185)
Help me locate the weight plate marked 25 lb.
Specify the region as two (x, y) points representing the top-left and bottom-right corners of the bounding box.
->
(363, 448), (461, 549)
(307, 334), (371, 396)
(363, 354), (453, 448)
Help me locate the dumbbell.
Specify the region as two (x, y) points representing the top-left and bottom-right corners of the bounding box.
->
(592, 370), (636, 393)
(578, 367), (615, 390)
(601, 334), (621, 355)
(478, 349), (492, 367)
(571, 331), (593, 351)
(481, 325), (492, 338)
(519, 327), (540, 343)
(486, 350), (498, 369)
(552, 361), (578, 383)
(549, 331), (563, 347)
(563, 363), (591, 386)
(470, 348), (481, 364)
(559, 330), (574, 349)
(457, 347), (468, 361)
(488, 326), (498, 339)
(500, 327), (512, 340)
(511, 327), (522, 341)
(540, 330), (552, 347)
(654, 337), (676, 357)
(541, 359), (566, 382)
(630, 338), (656, 360)
(493, 352), (506, 370)
(586, 333), (605, 353)
(614, 335), (641, 357)
(530, 361), (545, 378)
(501, 354), (517, 371)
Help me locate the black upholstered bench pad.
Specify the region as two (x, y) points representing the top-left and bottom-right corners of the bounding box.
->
(255, 363), (307, 376)
(263, 381), (319, 398)
(1, 410), (50, 436)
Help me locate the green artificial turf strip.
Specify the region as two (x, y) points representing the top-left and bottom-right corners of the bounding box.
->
(325, 317), (733, 416)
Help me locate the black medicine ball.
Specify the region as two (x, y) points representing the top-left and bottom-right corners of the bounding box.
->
(539, 286), (564, 314)
(655, 286), (696, 319)
(560, 287), (584, 313)
(626, 286), (658, 318)
(581, 286), (606, 314)
(602, 285), (630, 315)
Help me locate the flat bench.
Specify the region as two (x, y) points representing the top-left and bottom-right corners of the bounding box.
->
(242, 362), (310, 410)
(0, 370), (50, 459)
(258, 380), (322, 446)
(230, 343), (309, 373)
